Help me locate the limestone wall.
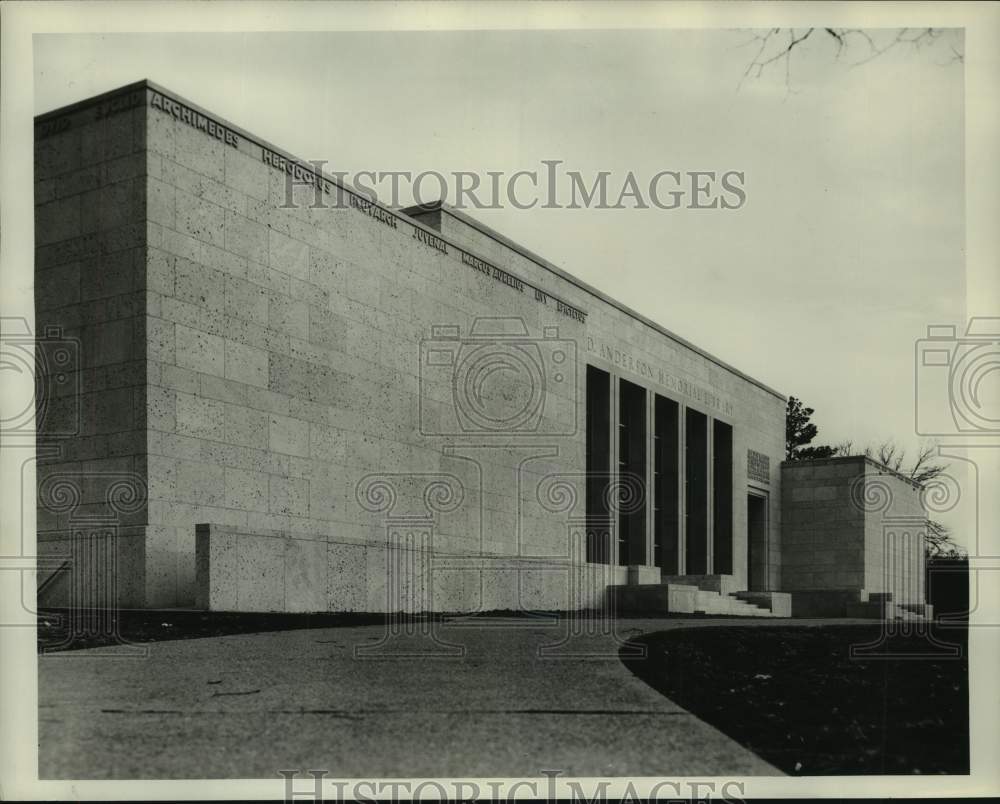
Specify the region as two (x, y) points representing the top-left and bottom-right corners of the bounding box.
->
(35, 81), (785, 611)
(781, 457), (927, 605)
(780, 458), (867, 591)
(861, 467), (927, 605)
(195, 522), (625, 613)
(34, 88), (151, 607)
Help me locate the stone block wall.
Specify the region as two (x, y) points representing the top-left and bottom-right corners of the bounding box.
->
(34, 88), (151, 607)
(781, 457), (927, 606)
(861, 467), (927, 605)
(36, 81), (786, 612)
(195, 522), (626, 613)
(409, 203), (786, 591)
(780, 458), (866, 591)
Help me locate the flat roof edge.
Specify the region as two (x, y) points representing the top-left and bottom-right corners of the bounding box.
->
(404, 201), (785, 402)
(38, 81), (784, 403)
(34, 78), (152, 122)
(782, 455), (925, 491)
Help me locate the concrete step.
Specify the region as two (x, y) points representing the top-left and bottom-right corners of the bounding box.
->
(612, 582), (780, 618)
(610, 582), (700, 615)
(692, 591), (774, 617)
(846, 600), (916, 620)
(661, 574), (741, 595)
(732, 600), (775, 617)
(899, 602), (934, 617)
(692, 590), (724, 615)
(734, 591), (793, 617)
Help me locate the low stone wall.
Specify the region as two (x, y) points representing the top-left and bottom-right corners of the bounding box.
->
(787, 589), (863, 617)
(781, 457), (928, 608)
(195, 522), (628, 613)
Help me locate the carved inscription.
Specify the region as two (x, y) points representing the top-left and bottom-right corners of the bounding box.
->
(585, 336), (735, 416)
(350, 194), (399, 229)
(150, 91), (240, 148)
(262, 147), (333, 195)
(96, 89), (145, 119)
(51, 85), (590, 326)
(413, 227), (449, 254)
(461, 251), (587, 322)
(463, 251), (524, 292)
(462, 251), (494, 278)
(748, 449), (770, 484)
(492, 265), (524, 292)
(556, 299), (587, 323)
(36, 116), (71, 140)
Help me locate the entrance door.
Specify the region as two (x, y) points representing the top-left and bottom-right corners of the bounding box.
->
(747, 493), (769, 591)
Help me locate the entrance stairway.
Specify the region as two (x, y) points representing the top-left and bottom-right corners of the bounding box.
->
(611, 573), (791, 617)
(845, 593), (934, 621)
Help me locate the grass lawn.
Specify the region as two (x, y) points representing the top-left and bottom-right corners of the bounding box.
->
(621, 623), (968, 775)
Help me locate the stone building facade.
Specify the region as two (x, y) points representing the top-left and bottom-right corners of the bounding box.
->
(33, 80), (811, 615)
(781, 457), (929, 617)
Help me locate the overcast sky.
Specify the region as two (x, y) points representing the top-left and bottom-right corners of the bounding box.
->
(35, 29), (965, 459)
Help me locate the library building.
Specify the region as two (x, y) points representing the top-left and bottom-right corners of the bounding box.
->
(33, 80), (930, 620)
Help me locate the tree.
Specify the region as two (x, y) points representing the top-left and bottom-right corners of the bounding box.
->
(737, 27), (963, 91)
(783, 400), (965, 555)
(835, 438), (963, 558)
(926, 520), (966, 559)
(833, 439), (948, 485)
(785, 396), (838, 461)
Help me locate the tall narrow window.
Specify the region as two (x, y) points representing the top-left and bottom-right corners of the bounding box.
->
(747, 493), (768, 591)
(712, 420), (733, 575)
(685, 408), (708, 574)
(618, 379), (647, 566)
(585, 366), (611, 563)
(653, 395), (680, 573)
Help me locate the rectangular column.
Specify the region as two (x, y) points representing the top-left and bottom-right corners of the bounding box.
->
(653, 394), (680, 574)
(585, 365), (611, 563)
(685, 408), (709, 574)
(618, 379), (647, 566)
(646, 390), (655, 568)
(712, 420), (734, 575)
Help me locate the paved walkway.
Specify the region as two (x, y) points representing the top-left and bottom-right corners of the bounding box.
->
(38, 616), (854, 779)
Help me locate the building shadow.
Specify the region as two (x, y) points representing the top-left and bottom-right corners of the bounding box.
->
(618, 623), (969, 775)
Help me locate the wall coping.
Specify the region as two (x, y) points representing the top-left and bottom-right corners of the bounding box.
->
(403, 201), (786, 402)
(781, 454), (925, 491)
(36, 78), (785, 403)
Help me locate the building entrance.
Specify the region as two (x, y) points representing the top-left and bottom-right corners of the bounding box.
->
(747, 492), (769, 591)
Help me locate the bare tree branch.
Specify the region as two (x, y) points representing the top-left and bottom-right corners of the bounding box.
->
(735, 27), (963, 90)
(910, 443), (948, 484)
(926, 519), (966, 558)
(837, 438), (948, 485)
